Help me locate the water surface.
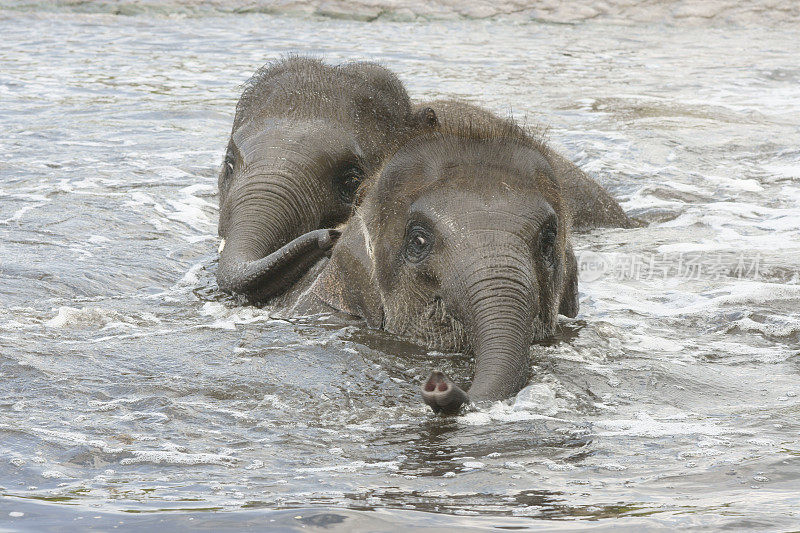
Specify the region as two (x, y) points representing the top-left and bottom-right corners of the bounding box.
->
(1, 8), (799, 530)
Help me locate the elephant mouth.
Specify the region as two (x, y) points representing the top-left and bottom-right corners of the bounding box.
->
(388, 296), (467, 353)
(390, 296), (556, 355)
(407, 295), (557, 415)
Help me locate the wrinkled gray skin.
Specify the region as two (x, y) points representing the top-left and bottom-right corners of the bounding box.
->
(417, 100), (636, 230)
(217, 57), (437, 303)
(289, 101), (607, 415)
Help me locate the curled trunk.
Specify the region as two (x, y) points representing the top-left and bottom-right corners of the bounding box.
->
(217, 152), (329, 302)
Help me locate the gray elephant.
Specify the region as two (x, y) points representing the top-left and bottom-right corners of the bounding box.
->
(284, 101), (607, 415)
(415, 100), (636, 230)
(217, 56), (437, 303)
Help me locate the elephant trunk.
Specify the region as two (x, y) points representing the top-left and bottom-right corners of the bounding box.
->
(463, 263), (534, 401)
(217, 157), (329, 302)
(422, 250), (535, 413)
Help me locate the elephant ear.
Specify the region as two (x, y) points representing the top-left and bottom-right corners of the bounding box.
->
(414, 106), (439, 129)
(559, 242), (579, 318)
(311, 218), (384, 328)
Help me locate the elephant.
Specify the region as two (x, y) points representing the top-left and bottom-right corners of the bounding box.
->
(216, 56), (437, 303)
(283, 101), (604, 415)
(414, 100), (636, 230)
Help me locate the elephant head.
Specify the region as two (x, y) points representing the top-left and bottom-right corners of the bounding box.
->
(217, 57), (437, 303)
(309, 114), (579, 414)
(414, 99), (637, 230)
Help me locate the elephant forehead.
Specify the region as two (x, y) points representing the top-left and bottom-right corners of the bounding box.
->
(409, 188), (555, 239)
(375, 144), (559, 211)
(232, 118), (354, 155)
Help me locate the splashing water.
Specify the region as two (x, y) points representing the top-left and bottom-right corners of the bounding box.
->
(1, 4), (799, 530)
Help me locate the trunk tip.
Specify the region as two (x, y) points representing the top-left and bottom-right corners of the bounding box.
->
(421, 371), (469, 415)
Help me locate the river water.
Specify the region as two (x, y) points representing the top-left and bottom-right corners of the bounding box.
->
(1, 6), (799, 531)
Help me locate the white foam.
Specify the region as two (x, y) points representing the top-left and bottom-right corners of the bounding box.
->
(587, 280), (800, 319)
(298, 460), (400, 473)
(661, 180), (707, 194)
(0, 200), (50, 224)
(626, 334), (686, 353)
(594, 411), (743, 438)
(180, 183), (215, 196)
(706, 175), (763, 192)
(184, 234), (215, 243)
(511, 383), (568, 417)
(1, 319), (27, 331)
(597, 463), (627, 471)
(731, 316), (800, 338)
(620, 191), (685, 211)
(41, 470), (68, 479)
(45, 306), (158, 330)
(176, 261), (206, 287)
(153, 166), (192, 180)
(704, 340), (789, 363)
(763, 162), (800, 180)
(655, 240), (728, 253)
(120, 451), (239, 466)
(0, 424), (125, 454)
(756, 216), (800, 232)
(87, 234), (112, 244)
(712, 281), (800, 306)
(164, 197), (214, 231)
(460, 393), (571, 426)
(196, 301), (273, 329)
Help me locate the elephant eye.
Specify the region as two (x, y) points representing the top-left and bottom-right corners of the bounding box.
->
(222, 154), (235, 176)
(220, 154), (235, 190)
(404, 225), (434, 263)
(335, 165), (364, 204)
(539, 217), (558, 268)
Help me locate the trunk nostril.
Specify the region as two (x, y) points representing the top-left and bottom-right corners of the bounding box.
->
(420, 371), (469, 415)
